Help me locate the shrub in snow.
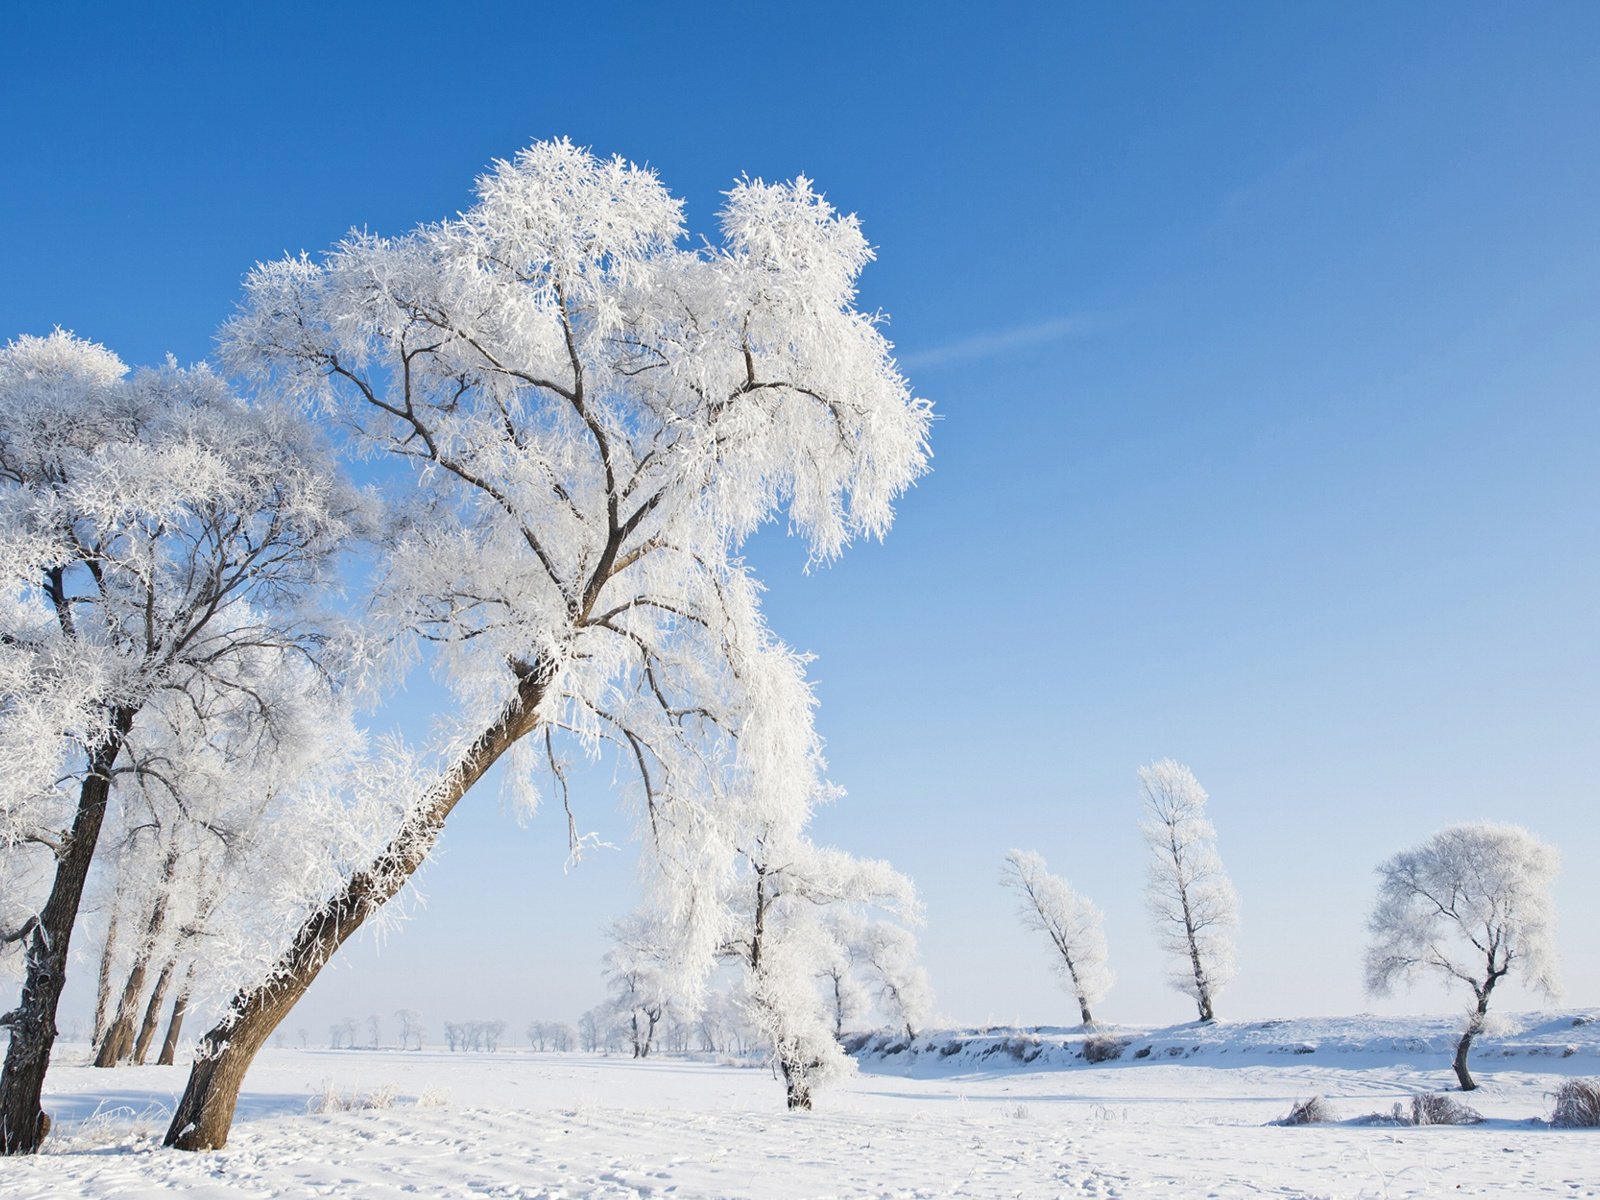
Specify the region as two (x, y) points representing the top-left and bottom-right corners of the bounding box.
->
(1082, 1035), (1129, 1063)
(1274, 1095), (1337, 1126)
(1405, 1092), (1483, 1126)
(307, 1080), (398, 1114)
(1002, 1036), (1042, 1062)
(1550, 1078), (1600, 1128)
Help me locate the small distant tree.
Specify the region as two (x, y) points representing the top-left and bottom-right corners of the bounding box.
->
(1001, 850), (1112, 1027)
(816, 917), (869, 1039)
(1365, 822), (1560, 1091)
(548, 1023), (575, 1053)
(1139, 759), (1238, 1022)
(395, 1010), (422, 1051)
(605, 914), (671, 1059)
(577, 1009), (601, 1054)
(366, 1014), (381, 1050)
(328, 1023), (345, 1050)
(857, 921), (933, 1042)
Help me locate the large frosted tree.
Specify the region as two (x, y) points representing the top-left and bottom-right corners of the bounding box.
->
(1001, 849), (1112, 1026)
(163, 140), (931, 1149)
(0, 333), (362, 1154)
(1138, 759), (1238, 1023)
(1365, 822), (1559, 1091)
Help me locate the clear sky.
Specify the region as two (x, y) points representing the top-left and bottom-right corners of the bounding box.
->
(4, 2), (1597, 1042)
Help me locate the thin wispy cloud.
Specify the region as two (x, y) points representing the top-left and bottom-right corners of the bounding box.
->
(898, 314), (1091, 368)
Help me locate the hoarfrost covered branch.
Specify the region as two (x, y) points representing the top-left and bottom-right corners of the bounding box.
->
(1365, 821), (1560, 1090)
(163, 139), (931, 1149)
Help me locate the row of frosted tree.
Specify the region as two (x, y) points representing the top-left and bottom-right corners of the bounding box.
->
(0, 139), (934, 1152)
(1005, 760), (1561, 1090)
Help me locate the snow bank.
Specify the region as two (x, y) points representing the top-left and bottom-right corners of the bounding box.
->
(848, 1008), (1600, 1076)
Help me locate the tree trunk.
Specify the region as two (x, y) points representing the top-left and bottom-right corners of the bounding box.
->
(163, 669), (547, 1151)
(0, 709), (134, 1155)
(157, 961), (197, 1067)
(779, 1050), (811, 1110)
(95, 845), (180, 1068)
(1452, 1029), (1478, 1091)
(1078, 998), (1095, 1027)
(91, 906), (121, 1051)
(1182, 901), (1214, 1022)
(1454, 980), (1497, 1091)
(1169, 829), (1216, 1023)
(132, 955), (178, 1065)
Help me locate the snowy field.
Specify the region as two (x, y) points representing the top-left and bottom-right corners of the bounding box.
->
(6, 1012), (1598, 1199)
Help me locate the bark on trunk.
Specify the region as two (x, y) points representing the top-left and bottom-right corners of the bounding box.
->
(157, 961), (197, 1067)
(779, 1053), (812, 1110)
(91, 907), (121, 1052)
(1452, 1030), (1478, 1091)
(1056, 943), (1095, 1028)
(0, 709), (134, 1155)
(163, 669), (547, 1151)
(1181, 896), (1215, 1022)
(132, 955), (178, 1065)
(95, 845), (180, 1068)
(1453, 980), (1497, 1092)
(1168, 827), (1216, 1023)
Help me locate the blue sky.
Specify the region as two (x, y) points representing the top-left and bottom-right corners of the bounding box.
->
(5, 2), (1597, 1037)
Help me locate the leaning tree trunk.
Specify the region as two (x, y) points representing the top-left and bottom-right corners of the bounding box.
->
(132, 955), (179, 1065)
(90, 906), (122, 1051)
(157, 960), (198, 1066)
(163, 669), (547, 1151)
(95, 844), (180, 1068)
(0, 709), (134, 1155)
(1178, 886), (1214, 1022)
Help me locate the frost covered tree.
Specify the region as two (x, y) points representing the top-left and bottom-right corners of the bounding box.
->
(162, 139), (928, 1149)
(396, 1009), (423, 1051)
(577, 1009), (601, 1053)
(1138, 759), (1238, 1023)
(721, 808), (924, 1107)
(1001, 850), (1112, 1027)
(72, 647), (374, 1075)
(1365, 822), (1560, 1091)
(816, 914), (870, 1039)
(856, 920), (934, 1041)
(604, 911), (673, 1059)
(0, 333), (363, 1154)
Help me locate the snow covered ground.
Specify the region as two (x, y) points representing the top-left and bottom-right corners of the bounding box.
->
(6, 1011), (1598, 1198)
